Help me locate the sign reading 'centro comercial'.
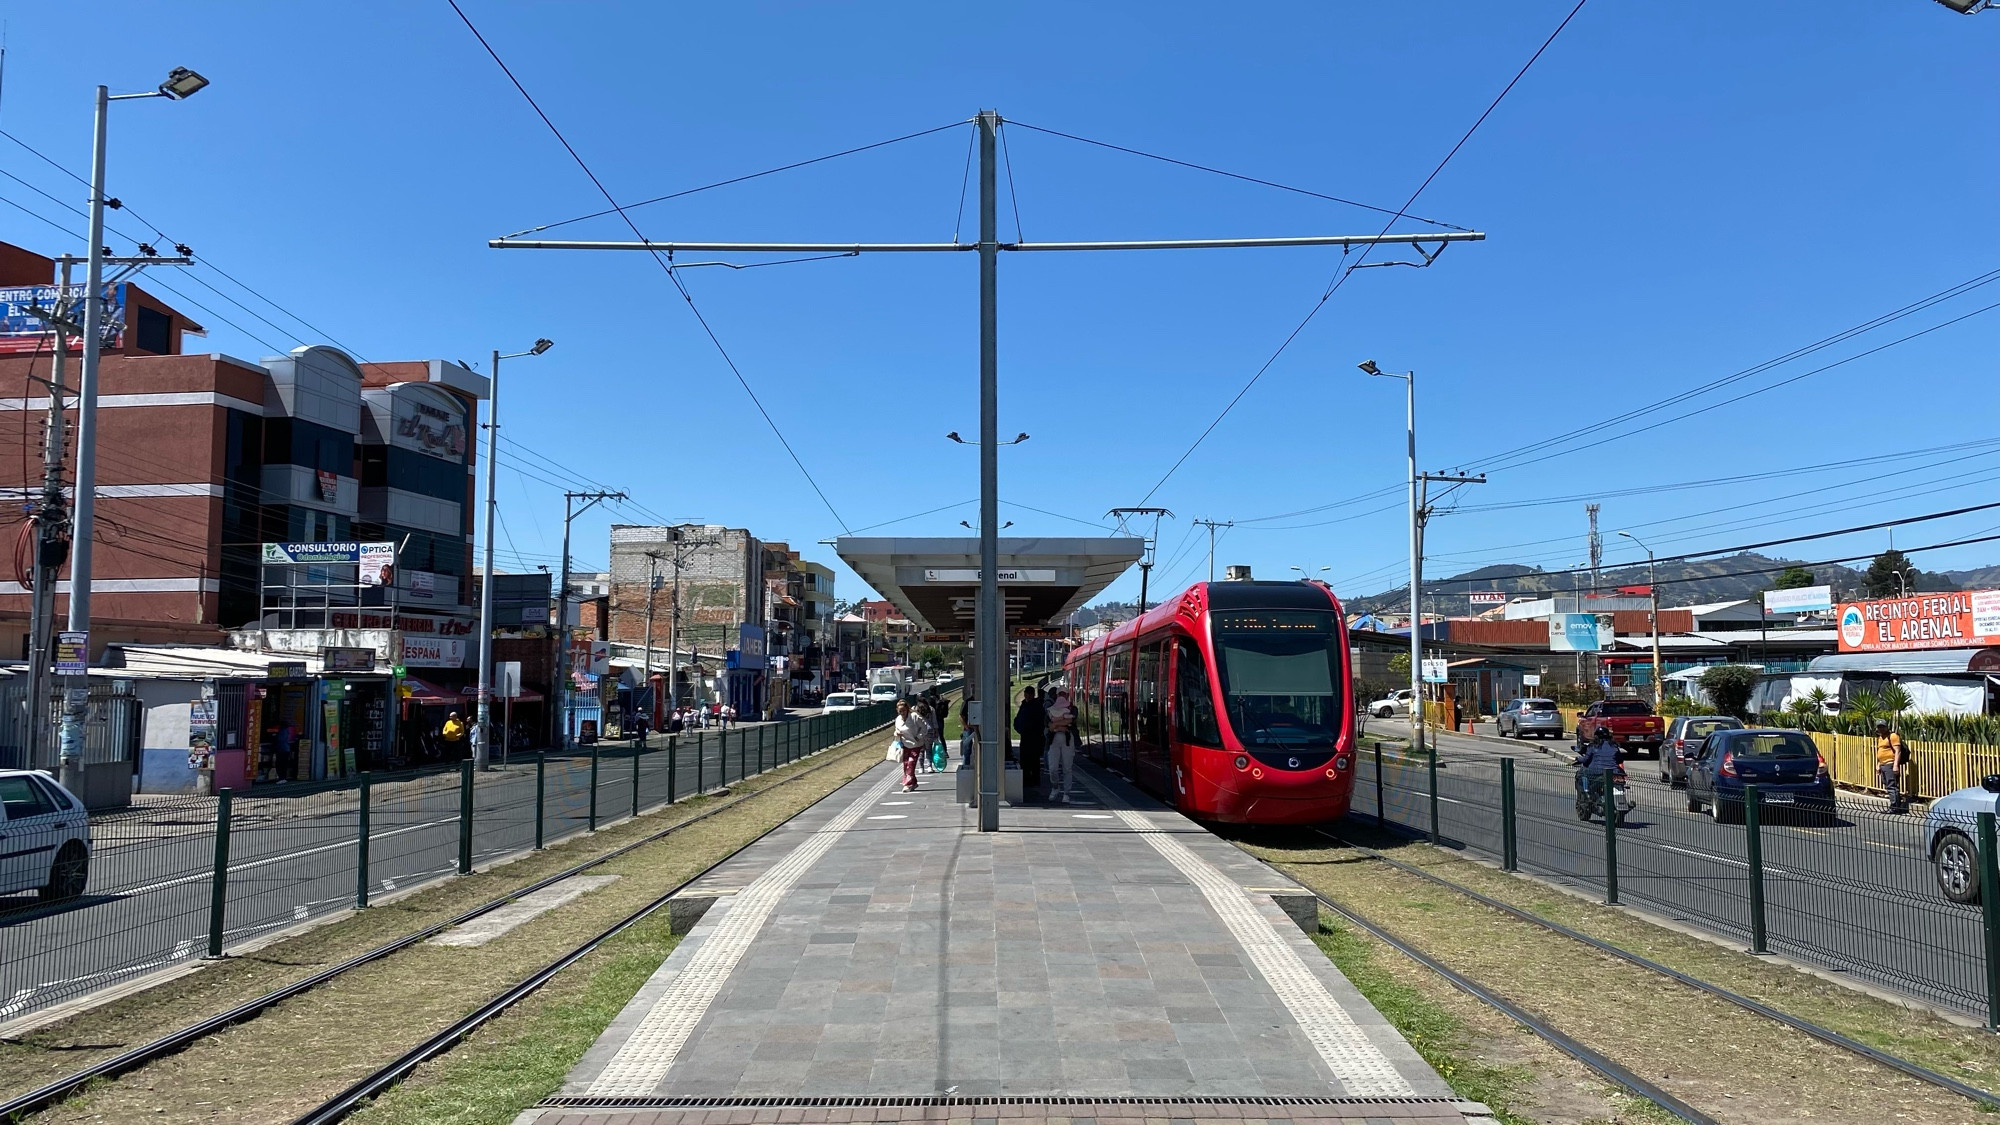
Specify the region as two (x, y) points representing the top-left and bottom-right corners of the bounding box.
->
(1837, 590), (2000, 653)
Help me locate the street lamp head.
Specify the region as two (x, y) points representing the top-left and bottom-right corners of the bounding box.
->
(1357, 359), (1382, 376)
(946, 432), (966, 444)
(531, 338), (554, 355)
(158, 67), (209, 99)
(1617, 530), (1633, 540)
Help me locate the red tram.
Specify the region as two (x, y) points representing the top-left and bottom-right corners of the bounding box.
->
(1062, 578), (1355, 825)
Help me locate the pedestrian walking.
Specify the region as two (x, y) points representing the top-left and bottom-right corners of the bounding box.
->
(1014, 685), (1047, 794)
(1876, 719), (1911, 814)
(913, 701), (936, 773)
(1044, 689), (1077, 804)
(894, 699), (930, 792)
(442, 711), (468, 761)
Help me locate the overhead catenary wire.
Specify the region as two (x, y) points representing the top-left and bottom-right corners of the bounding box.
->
(445, 0), (851, 534)
(1135, 0), (1591, 506)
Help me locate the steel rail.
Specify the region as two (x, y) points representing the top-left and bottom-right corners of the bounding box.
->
(288, 744), (897, 1125)
(1303, 888), (1718, 1125)
(1316, 828), (2000, 1111)
(0, 715), (905, 1123)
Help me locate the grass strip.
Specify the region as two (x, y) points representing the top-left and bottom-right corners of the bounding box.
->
(344, 919), (681, 1125)
(1311, 919), (1538, 1125)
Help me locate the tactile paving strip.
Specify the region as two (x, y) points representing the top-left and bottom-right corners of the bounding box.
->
(1078, 776), (1418, 1098)
(587, 768), (902, 1095)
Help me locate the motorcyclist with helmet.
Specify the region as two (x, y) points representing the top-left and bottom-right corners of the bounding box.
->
(1575, 725), (1622, 801)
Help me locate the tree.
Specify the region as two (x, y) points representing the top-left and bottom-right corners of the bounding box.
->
(1697, 664), (1760, 719)
(1772, 566), (1816, 590)
(1388, 652), (1411, 679)
(916, 646), (946, 670)
(1863, 550), (1917, 598)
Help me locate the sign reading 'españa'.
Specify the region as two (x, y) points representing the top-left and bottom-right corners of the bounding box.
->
(1836, 590), (2000, 654)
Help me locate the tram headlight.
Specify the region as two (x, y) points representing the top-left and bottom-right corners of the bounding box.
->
(1234, 755), (1249, 770)
(1334, 755), (1351, 772)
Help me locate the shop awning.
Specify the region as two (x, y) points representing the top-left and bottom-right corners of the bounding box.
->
(400, 676), (461, 705)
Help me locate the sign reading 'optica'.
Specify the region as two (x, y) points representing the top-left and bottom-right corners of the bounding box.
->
(1836, 590), (2000, 653)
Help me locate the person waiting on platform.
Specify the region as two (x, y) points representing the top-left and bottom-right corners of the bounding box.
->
(1045, 689), (1078, 805)
(1014, 686), (1047, 794)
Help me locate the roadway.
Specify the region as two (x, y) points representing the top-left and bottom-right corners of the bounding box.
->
(1355, 724), (1983, 1016)
(0, 717), (857, 1027)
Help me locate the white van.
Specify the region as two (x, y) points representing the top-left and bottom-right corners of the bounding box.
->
(870, 683), (902, 704)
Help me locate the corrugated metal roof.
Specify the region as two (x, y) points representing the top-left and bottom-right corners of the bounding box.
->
(1807, 647), (2000, 675)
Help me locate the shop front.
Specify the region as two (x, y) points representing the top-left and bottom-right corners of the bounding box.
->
(249, 671), (396, 783)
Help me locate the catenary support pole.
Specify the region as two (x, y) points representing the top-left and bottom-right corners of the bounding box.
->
(1405, 372), (1420, 778)
(976, 109), (1002, 833)
(667, 736), (678, 804)
(631, 743), (642, 818)
(1427, 739), (1440, 844)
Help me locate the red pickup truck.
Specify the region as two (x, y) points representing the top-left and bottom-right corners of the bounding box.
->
(1574, 699), (1665, 756)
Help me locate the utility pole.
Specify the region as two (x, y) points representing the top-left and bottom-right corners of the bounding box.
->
(1416, 471), (1486, 732)
(1193, 518), (1233, 583)
(643, 550), (663, 718)
(24, 261), (79, 773)
(1618, 531), (1663, 709)
(555, 490), (624, 749)
(492, 112), (1485, 832)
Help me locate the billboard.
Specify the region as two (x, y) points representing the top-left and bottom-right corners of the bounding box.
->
(0, 283), (125, 354)
(1763, 585), (1833, 616)
(1548, 612), (1614, 652)
(1836, 590), (2000, 654)
(1467, 591), (1508, 606)
(1421, 658), (1449, 683)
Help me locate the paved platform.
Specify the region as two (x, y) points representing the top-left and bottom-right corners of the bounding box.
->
(516, 760), (1490, 1125)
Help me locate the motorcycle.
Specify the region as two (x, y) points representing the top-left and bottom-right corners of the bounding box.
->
(1575, 764), (1634, 825)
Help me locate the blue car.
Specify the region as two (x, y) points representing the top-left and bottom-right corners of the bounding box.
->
(1926, 776), (2000, 904)
(1683, 729), (1835, 823)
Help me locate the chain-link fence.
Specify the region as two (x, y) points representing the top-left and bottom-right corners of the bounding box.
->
(0, 701), (900, 1027)
(1355, 738), (2000, 1023)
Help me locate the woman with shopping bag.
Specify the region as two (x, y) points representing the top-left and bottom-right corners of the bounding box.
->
(892, 699), (931, 792)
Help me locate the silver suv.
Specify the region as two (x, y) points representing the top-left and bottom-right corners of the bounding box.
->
(1497, 697), (1564, 739)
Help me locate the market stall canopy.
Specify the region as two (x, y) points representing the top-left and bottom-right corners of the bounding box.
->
(833, 536), (1145, 634)
(400, 676), (462, 705)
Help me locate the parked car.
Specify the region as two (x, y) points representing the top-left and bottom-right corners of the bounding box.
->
(1497, 697), (1565, 739)
(1927, 775), (2000, 904)
(1574, 699), (1665, 756)
(0, 769), (91, 901)
(1684, 729), (1835, 823)
(821, 692), (860, 713)
(1368, 688), (1417, 719)
(1659, 716), (1744, 787)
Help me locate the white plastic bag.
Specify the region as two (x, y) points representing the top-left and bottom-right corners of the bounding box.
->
(887, 739), (902, 762)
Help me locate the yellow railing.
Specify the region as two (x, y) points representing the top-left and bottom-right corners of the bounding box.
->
(1559, 706), (1584, 735)
(1423, 699), (1454, 730)
(1804, 731), (2000, 802)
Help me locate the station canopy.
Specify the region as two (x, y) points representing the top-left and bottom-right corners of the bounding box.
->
(833, 537), (1145, 637)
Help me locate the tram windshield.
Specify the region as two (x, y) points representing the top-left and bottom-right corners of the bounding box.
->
(1210, 610), (1346, 749)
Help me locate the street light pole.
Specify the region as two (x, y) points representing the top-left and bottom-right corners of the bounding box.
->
(474, 339), (552, 770)
(1361, 362), (1422, 756)
(62, 68), (207, 789)
(1619, 531), (1661, 710)
(976, 109), (1001, 833)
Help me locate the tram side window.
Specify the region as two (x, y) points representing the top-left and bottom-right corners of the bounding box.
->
(1078, 657), (1100, 742)
(1107, 648), (1130, 737)
(1174, 638), (1221, 746)
(1136, 642), (1164, 746)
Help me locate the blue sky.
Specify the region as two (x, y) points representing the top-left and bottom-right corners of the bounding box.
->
(2, 1), (1994, 608)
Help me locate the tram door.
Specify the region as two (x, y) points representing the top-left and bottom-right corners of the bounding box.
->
(1079, 655), (1104, 766)
(1132, 638), (1171, 797)
(1171, 637), (1222, 802)
(1103, 646), (1133, 773)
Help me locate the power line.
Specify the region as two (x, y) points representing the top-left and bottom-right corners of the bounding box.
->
(499, 119), (968, 239)
(1136, 0), (1590, 505)
(1005, 121), (1473, 232)
(446, 0), (851, 534)
(1466, 267), (2000, 473)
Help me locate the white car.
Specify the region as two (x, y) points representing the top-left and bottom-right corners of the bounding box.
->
(1928, 775), (2000, 904)
(822, 692), (860, 713)
(1368, 689), (1417, 719)
(0, 770), (91, 901)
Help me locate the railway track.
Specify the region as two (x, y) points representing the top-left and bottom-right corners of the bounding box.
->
(1226, 819), (2000, 1123)
(0, 716), (901, 1124)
